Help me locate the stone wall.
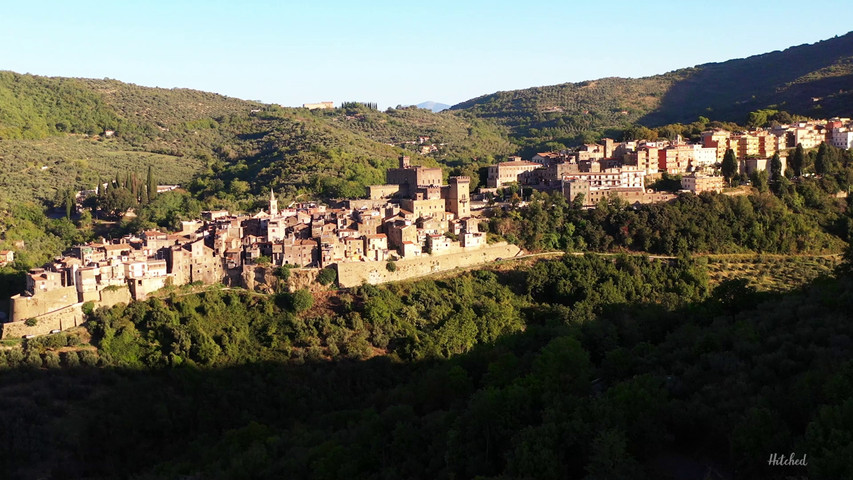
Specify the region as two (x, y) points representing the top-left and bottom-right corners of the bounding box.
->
(10, 286), (78, 323)
(336, 243), (522, 288)
(4, 284), (131, 339)
(1, 303), (84, 339)
(99, 286), (132, 307)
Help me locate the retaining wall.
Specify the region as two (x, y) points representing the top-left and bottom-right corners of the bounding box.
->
(1, 303), (84, 339)
(336, 243), (521, 288)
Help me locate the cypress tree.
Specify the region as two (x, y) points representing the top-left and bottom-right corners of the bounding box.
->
(769, 152), (783, 181)
(721, 148), (738, 185)
(147, 165), (156, 203)
(791, 143), (805, 176)
(131, 173), (139, 200)
(815, 142), (836, 175)
(65, 189), (74, 219)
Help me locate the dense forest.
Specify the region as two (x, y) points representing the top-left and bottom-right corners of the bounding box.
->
(0, 253), (851, 478)
(487, 181), (849, 256)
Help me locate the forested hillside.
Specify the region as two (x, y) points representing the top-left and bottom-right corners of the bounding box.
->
(1, 253), (852, 478)
(450, 31), (853, 150)
(188, 103), (514, 208)
(0, 73), (515, 207)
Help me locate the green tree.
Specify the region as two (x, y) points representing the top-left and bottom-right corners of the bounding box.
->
(53, 187), (76, 219)
(316, 267), (337, 286)
(291, 289), (314, 313)
(791, 143), (806, 176)
(750, 169), (769, 192)
(815, 142), (837, 176)
(721, 148), (738, 185)
(99, 187), (136, 217)
(769, 152), (783, 181)
(147, 165), (157, 204)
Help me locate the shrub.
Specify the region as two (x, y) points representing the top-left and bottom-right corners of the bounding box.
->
(43, 351), (61, 369)
(275, 265), (293, 281)
(61, 351), (80, 367)
(24, 350), (43, 368)
(79, 350), (98, 367)
(316, 267), (337, 286)
(291, 289), (314, 313)
(6, 349), (23, 367)
(24, 318), (37, 327)
(386, 261), (397, 272)
(81, 301), (95, 315)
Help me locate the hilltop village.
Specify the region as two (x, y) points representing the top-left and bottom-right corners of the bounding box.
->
(486, 117), (853, 204)
(4, 116), (853, 338)
(3, 156), (496, 337)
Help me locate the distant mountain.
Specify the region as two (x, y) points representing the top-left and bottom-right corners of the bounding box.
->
(416, 101), (451, 112)
(450, 31), (853, 135)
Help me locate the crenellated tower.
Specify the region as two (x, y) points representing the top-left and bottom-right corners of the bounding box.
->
(448, 176), (470, 218)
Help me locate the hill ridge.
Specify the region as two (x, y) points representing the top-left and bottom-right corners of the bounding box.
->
(451, 31), (853, 134)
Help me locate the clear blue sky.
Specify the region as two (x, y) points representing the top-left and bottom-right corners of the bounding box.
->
(2, 1), (850, 109)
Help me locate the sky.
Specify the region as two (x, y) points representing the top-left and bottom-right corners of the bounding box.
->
(1, 1), (851, 110)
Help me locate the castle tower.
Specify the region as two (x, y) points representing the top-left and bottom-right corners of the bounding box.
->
(602, 137), (615, 159)
(269, 189), (278, 217)
(399, 155), (411, 169)
(448, 176), (470, 218)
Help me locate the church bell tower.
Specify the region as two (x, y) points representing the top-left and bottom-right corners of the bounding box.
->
(269, 189), (278, 217)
